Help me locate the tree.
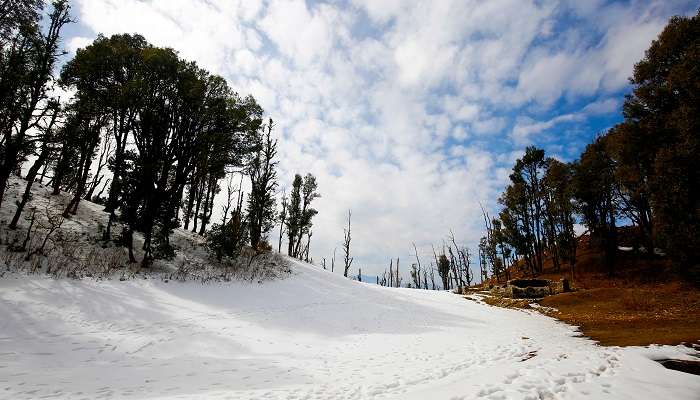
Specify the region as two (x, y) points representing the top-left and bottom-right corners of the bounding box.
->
(285, 173), (320, 258)
(0, 0), (43, 41)
(293, 173), (320, 257)
(437, 253), (450, 290)
(542, 158), (577, 275)
(60, 34), (262, 266)
(286, 174), (302, 256)
(411, 242), (422, 289)
(61, 97), (109, 217)
(60, 33), (149, 220)
(343, 210), (353, 277)
(247, 119), (278, 250)
(573, 136), (618, 275)
(277, 189), (288, 252)
(0, 0), (71, 208)
(622, 10), (700, 279)
(8, 100), (59, 229)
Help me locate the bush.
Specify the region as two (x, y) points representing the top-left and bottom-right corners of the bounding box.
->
(206, 220), (247, 261)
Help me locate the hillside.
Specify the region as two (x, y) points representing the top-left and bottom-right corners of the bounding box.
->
(0, 180), (699, 399)
(0, 176), (287, 282)
(3, 260), (700, 399)
(484, 234), (700, 347)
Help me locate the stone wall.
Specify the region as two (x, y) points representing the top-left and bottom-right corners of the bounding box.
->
(489, 278), (570, 299)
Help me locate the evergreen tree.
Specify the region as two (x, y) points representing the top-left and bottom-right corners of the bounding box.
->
(286, 174), (302, 256)
(622, 10), (700, 279)
(573, 137), (618, 275)
(292, 173), (320, 257)
(247, 119), (278, 250)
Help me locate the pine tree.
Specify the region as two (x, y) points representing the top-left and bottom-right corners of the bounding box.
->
(247, 119), (278, 250)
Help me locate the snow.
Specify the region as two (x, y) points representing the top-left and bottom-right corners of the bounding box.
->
(1, 260), (699, 400)
(618, 246), (634, 252)
(0, 177), (289, 282)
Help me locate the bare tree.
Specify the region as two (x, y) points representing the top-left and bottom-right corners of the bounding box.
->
(277, 188), (288, 253)
(220, 174), (238, 227)
(303, 230), (312, 262)
(25, 199), (65, 261)
(342, 210), (353, 277)
(84, 134), (113, 201)
(331, 247), (336, 272)
(388, 258), (394, 287)
(412, 242), (422, 288)
(395, 257), (401, 287)
(17, 207), (38, 252)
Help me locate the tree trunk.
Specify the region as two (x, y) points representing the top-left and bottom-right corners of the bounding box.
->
(9, 145), (50, 229)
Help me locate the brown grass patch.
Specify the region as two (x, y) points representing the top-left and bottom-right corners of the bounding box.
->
(481, 295), (532, 309)
(476, 231), (700, 347)
(540, 282), (700, 346)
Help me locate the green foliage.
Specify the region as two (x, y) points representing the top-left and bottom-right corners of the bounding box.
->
(285, 173), (320, 258)
(247, 119), (278, 250)
(286, 174), (303, 256)
(207, 209), (248, 262)
(487, 11), (700, 283)
(437, 254), (450, 289)
(622, 11), (700, 278)
(59, 32), (264, 266)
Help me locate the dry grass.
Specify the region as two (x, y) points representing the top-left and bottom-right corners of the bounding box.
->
(482, 232), (700, 347)
(540, 282), (700, 346)
(481, 296), (532, 309)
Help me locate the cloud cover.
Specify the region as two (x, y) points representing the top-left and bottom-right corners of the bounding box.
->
(66, 0), (696, 276)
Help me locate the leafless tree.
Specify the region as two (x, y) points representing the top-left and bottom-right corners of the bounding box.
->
(342, 210), (353, 277)
(84, 135), (113, 201)
(277, 188), (288, 253)
(412, 242), (422, 288)
(303, 230), (312, 262)
(220, 174), (238, 227)
(388, 258), (394, 287)
(331, 247), (336, 272)
(16, 207), (38, 252)
(25, 200), (65, 261)
(395, 257), (401, 287)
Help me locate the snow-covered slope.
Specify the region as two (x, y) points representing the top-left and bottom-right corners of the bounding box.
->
(1, 258), (698, 400)
(0, 176), (288, 282)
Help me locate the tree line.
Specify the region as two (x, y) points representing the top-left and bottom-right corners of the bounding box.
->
(478, 10), (699, 283)
(1, 1), (321, 268)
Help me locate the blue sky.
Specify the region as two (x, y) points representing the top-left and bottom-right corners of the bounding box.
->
(60, 0), (697, 279)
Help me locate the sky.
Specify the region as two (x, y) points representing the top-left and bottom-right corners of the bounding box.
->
(60, 0), (697, 280)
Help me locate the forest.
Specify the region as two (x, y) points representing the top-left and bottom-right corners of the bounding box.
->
(0, 0), (320, 271)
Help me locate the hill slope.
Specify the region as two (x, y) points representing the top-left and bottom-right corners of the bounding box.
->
(1, 259), (699, 399)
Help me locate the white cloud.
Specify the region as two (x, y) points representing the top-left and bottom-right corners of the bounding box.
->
(259, 0), (344, 67)
(583, 98), (619, 115)
(66, 36), (93, 54)
(472, 117), (507, 136)
(68, 0), (693, 277)
(511, 113), (583, 145)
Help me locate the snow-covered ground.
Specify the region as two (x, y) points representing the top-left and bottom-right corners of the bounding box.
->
(1, 260), (698, 400)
